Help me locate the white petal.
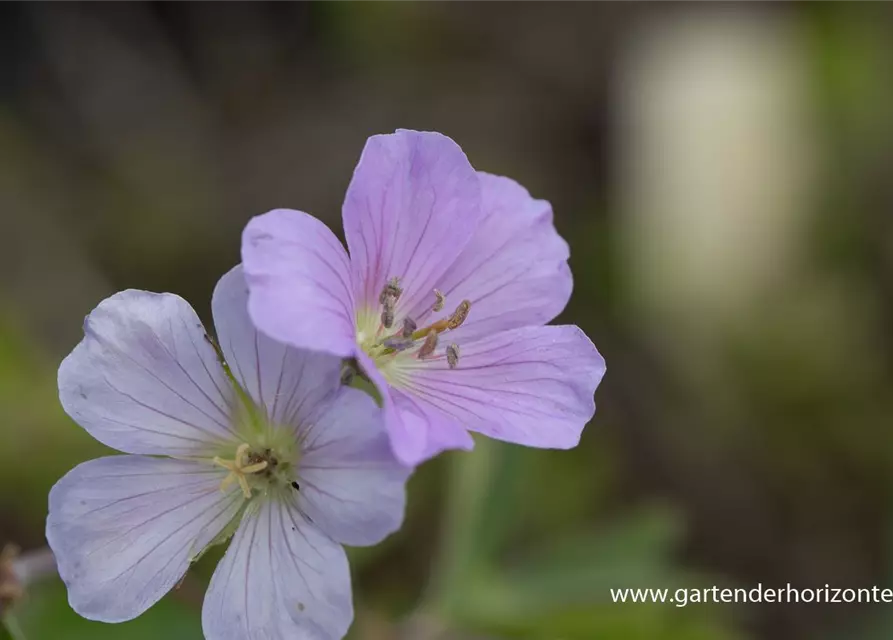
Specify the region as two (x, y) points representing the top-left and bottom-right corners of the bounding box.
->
(59, 290), (238, 455)
(297, 388), (409, 547)
(46, 456), (243, 622)
(211, 265), (343, 430)
(202, 497), (352, 640)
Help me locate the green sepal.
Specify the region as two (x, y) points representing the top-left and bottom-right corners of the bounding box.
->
(343, 358), (384, 407)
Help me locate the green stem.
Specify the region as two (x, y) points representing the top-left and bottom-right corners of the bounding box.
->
(1, 613), (27, 640)
(422, 438), (500, 620)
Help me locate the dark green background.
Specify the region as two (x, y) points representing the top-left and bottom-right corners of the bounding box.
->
(2, 3), (893, 639)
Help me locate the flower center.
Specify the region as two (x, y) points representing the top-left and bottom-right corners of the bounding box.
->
(213, 441), (297, 499)
(357, 277), (469, 376)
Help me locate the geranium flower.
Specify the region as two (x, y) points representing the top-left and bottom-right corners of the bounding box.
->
(242, 129), (606, 466)
(47, 266), (408, 640)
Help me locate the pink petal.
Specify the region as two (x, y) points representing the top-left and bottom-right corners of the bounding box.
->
(398, 325), (605, 452)
(342, 130), (484, 316)
(355, 350), (475, 467)
(211, 265), (344, 429)
(242, 209), (357, 358)
(417, 172), (573, 341)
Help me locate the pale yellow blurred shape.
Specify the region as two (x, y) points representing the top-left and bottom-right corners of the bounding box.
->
(618, 11), (817, 338)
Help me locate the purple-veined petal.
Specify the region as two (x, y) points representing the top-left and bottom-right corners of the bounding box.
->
(353, 351), (471, 466)
(297, 387), (409, 546)
(342, 130), (483, 316)
(395, 325), (605, 452)
(212, 265), (343, 428)
(242, 209), (356, 358)
(58, 290), (239, 456)
(202, 496), (352, 640)
(416, 172), (573, 341)
(46, 456), (242, 623)
(392, 391), (476, 462)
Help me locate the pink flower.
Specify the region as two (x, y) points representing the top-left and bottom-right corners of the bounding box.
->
(242, 130), (605, 465)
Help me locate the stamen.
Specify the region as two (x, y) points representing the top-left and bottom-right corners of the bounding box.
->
(432, 289), (446, 312)
(379, 277), (403, 304)
(446, 344), (460, 369)
(383, 335), (414, 352)
(402, 317), (417, 338)
(447, 300), (471, 330)
(418, 331), (438, 359)
(213, 443), (268, 499)
(406, 299), (473, 342)
(381, 296), (395, 329)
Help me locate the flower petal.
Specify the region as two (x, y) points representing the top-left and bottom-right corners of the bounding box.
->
(395, 325), (605, 453)
(242, 209), (356, 358)
(297, 387), (409, 546)
(355, 352), (474, 466)
(46, 456), (242, 623)
(342, 130), (483, 315)
(398, 396), (476, 461)
(212, 265), (343, 428)
(58, 290), (238, 455)
(202, 497), (352, 640)
(417, 172), (573, 341)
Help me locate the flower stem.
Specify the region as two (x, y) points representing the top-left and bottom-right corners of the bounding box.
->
(1, 613), (27, 640)
(421, 438), (499, 620)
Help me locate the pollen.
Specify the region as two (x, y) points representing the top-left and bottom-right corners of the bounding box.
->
(381, 298), (395, 329)
(446, 343), (460, 369)
(362, 284), (472, 374)
(379, 277), (403, 304)
(418, 330), (438, 359)
(383, 335), (414, 352)
(432, 289), (446, 312)
(402, 317), (417, 338)
(213, 443), (269, 499)
(447, 300), (471, 330)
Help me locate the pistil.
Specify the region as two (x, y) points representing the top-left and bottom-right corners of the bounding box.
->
(213, 443), (269, 499)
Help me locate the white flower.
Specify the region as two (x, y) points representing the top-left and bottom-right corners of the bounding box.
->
(47, 266), (409, 640)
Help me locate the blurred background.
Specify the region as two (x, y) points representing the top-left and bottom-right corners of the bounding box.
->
(2, 3), (893, 639)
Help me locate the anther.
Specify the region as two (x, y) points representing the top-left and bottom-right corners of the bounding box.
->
(418, 331), (438, 359)
(432, 289), (446, 312)
(379, 277), (403, 304)
(446, 344), (460, 369)
(381, 297), (395, 329)
(447, 300), (471, 330)
(383, 335), (414, 352)
(402, 317), (417, 338)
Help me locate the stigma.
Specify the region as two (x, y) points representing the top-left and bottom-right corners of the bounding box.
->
(213, 443), (270, 499)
